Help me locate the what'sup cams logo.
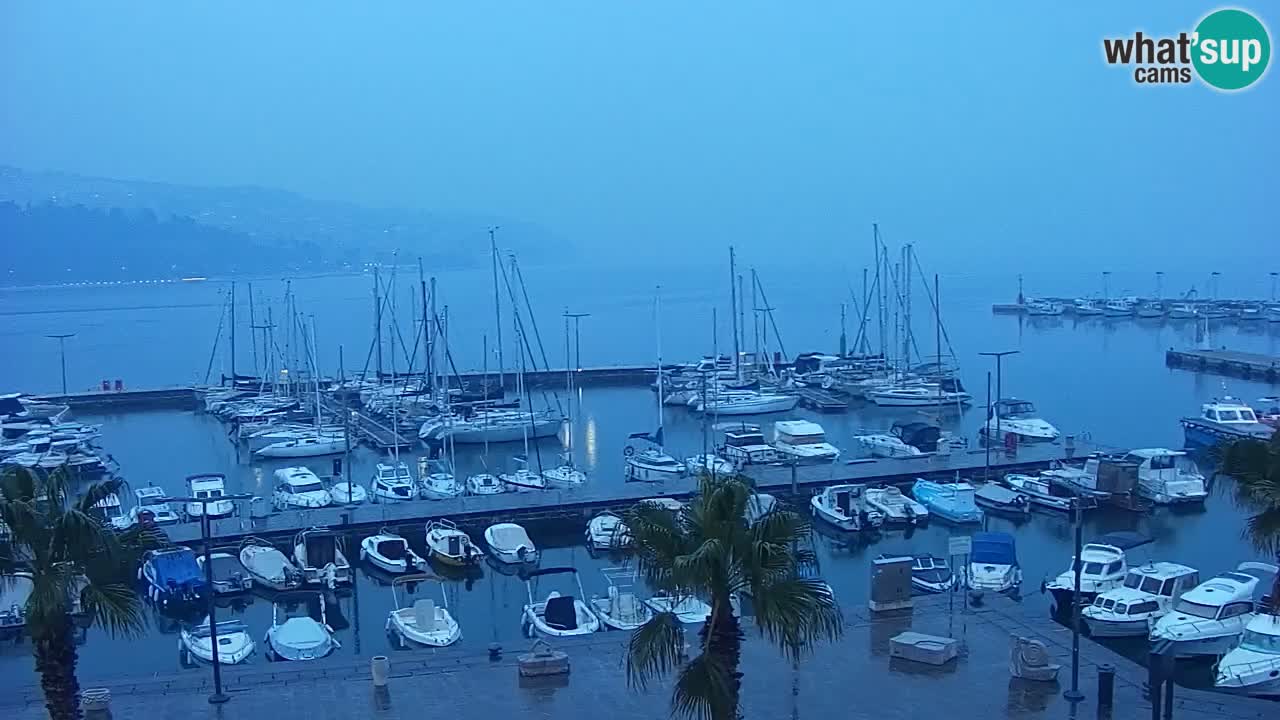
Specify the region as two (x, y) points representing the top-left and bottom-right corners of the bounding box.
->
(1103, 8), (1270, 90)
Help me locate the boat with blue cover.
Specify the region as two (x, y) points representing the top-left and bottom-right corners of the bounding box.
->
(965, 532), (1022, 595)
(910, 479), (983, 523)
(139, 547), (208, 608)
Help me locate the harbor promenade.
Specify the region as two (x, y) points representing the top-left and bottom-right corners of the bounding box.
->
(3, 594), (1269, 720)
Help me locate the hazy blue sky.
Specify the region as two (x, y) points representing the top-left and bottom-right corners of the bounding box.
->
(2, 2), (1276, 274)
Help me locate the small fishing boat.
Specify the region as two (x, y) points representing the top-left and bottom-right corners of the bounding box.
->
(864, 486), (928, 524)
(1081, 562), (1200, 638)
(424, 519), (482, 566)
(369, 461), (416, 503)
(386, 574), (461, 648)
(624, 445), (686, 483)
(196, 552), (252, 595)
(542, 460), (588, 488)
(853, 432), (923, 458)
(328, 480), (367, 504)
(264, 591), (339, 662)
(1150, 562), (1279, 657)
(272, 467), (332, 510)
(1181, 396), (1273, 448)
(180, 618), (255, 666)
(139, 547), (208, 608)
(1121, 448), (1208, 504)
(239, 538), (302, 591)
(910, 479), (983, 523)
(184, 474), (236, 519)
(418, 458), (462, 499)
(717, 423), (784, 467)
(771, 420), (840, 463)
(1025, 299), (1064, 316)
(360, 530), (426, 574)
(887, 554), (955, 594)
(1073, 299), (1104, 316)
(1044, 532), (1150, 612)
(589, 567), (654, 631)
(1215, 614), (1280, 697)
(965, 532), (1022, 594)
(1168, 302), (1199, 319)
(810, 484), (882, 531)
(646, 592), (712, 624)
(1003, 473), (1075, 512)
(484, 522), (538, 565)
(1136, 301), (1165, 319)
(126, 486), (181, 527)
(465, 473), (505, 496)
(585, 511), (630, 551)
(293, 528), (352, 587)
(522, 567), (601, 638)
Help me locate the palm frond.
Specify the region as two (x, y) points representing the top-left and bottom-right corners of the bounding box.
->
(673, 538), (728, 590)
(625, 611), (686, 690)
(670, 652), (737, 720)
(1244, 507), (1280, 555)
(79, 581), (146, 637)
(24, 561), (78, 636)
(749, 577), (843, 660)
(74, 478), (127, 516)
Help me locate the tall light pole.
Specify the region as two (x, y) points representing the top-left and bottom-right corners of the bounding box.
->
(1064, 497), (1086, 702)
(165, 489), (253, 704)
(46, 333), (75, 394)
(979, 350), (1019, 445)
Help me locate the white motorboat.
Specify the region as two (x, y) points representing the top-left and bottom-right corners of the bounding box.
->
(1181, 396), (1274, 448)
(185, 473), (236, 519)
(684, 453), (736, 477)
(1082, 562), (1201, 638)
(418, 410), (562, 444)
(293, 528), (352, 587)
(889, 554), (956, 594)
(589, 567), (654, 631)
(239, 538), (303, 591)
(500, 457), (547, 492)
(425, 519), (483, 567)
(264, 591), (339, 661)
(418, 458), (463, 499)
(1136, 301), (1165, 318)
(386, 574), (461, 648)
(328, 481), (367, 504)
(272, 467), (332, 510)
(864, 486), (928, 524)
(965, 532), (1022, 594)
(979, 399), (1060, 444)
(694, 391), (799, 416)
(485, 522), (538, 565)
(1025, 299), (1065, 316)
(771, 420), (840, 463)
(868, 379), (971, 407)
(123, 486), (181, 527)
(369, 461), (417, 502)
(180, 618), (255, 666)
(645, 593), (712, 624)
(1004, 473), (1074, 512)
(542, 463), (588, 488)
(718, 423), (784, 466)
(810, 484), (883, 531)
(360, 530), (426, 574)
(1074, 299), (1104, 316)
(624, 446), (685, 483)
(254, 431), (346, 459)
(585, 511), (630, 551)
(1168, 302), (1199, 319)
(522, 567), (601, 638)
(196, 552), (252, 595)
(465, 473), (505, 496)
(853, 432), (923, 459)
(744, 493), (778, 526)
(1150, 562), (1279, 657)
(1215, 614), (1280, 697)
(1120, 449), (1208, 504)
(1045, 532), (1150, 612)
(1103, 299), (1134, 317)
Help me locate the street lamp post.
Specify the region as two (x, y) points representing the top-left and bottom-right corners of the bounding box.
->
(1064, 497), (1086, 702)
(979, 350), (1019, 446)
(46, 333), (75, 394)
(165, 492), (253, 704)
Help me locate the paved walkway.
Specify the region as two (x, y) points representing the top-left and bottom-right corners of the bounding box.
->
(4, 596), (1273, 719)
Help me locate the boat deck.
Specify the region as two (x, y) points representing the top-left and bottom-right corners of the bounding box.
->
(1165, 348), (1280, 381)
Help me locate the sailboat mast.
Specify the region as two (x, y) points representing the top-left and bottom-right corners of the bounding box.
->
(873, 225), (885, 359)
(729, 246), (739, 378)
(902, 244), (912, 368)
(564, 310), (573, 461)
(751, 268), (760, 375)
(737, 274), (746, 377)
(655, 288), (665, 439)
(490, 227), (505, 391)
(228, 281), (237, 384)
(310, 317), (323, 434)
(373, 268), (383, 379)
(419, 262), (430, 390)
(247, 282), (257, 377)
(429, 276), (438, 395)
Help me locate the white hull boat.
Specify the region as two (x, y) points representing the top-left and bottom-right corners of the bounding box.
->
(772, 420), (840, 463)
(684, 454), (736, 477)
(1082, 562), (1200, 638)
(370, 461), (417, 502)
(694, 392), (799, 416)
(466, 473), (505, 496)
(543, 464), (588, 487)
(386, 574), (461, 648)
(181, 619), (255, 665)
(1150, 562), (1278, 658)
(239, 539), (303, 591)
(522, 567), (601, 638)
(624, 447), (685, 483)
(864, 486), (928, 524)
(184, 474), (237, 518)
(254, 433), (346, 458)
(264, 592), (338, 661)
(272, 467), (333, 510)
(1215, 614), (1280, 697)
(419, 412), (561, 444)
(853, 433), (923, 458)
(328, 481), (367, 504)
(646, 593), (712, 624)
(196, 552), (253, 595)
(811, 484), (882, 531)
(360, 531), (426, 574)
(585, 511), (630, 551)
(294, 528), (352, 587)
(980, 399), (1060, 444)
(485, 522), (538, 565)
(500, 466), (547, 492)
(425, 520), (483, 567)
(589, 568), (653, 631)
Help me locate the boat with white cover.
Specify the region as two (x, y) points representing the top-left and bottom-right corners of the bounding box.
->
(585, 511), (630, 551)
(685, 453), (736, 477)
(425, 519), (482, 567)
(972, 482), (1031, 518)
(693, 390), (799, 415)
(624, 445), (685, 483)
(853, 432), (923, 458)
(184, 474), (236, 519)
(196, 552), (252, 595)
(465, 473), (505, 496)
(180, 618), (255, 666)
(369, 461), (416, 502)
(485, 522), (538, 565)
(500, 457), (547, 492)
(589, 567), (654, 631)
(522, 567), (601, 638)
(965, 532), (1022, 594)
(328, 480), (367, 504)
(979, 399), (1060, 444)
(386, 574), (461, 648)
(864, 486), (928, 524)
(771, 420), (840, 463)
(1215, 613), (1280, 697)
(1150, 562), (1279, 657)
(272, 467), (332, 510)
(1045, 532), (1150, 612)
(264, 591), (339, 661)
(293, 528), (352, 587)
(1081, 562), (1200, 637)
(254, 431), (346, 458)
(810, 484), (883, 531)
(239, 538), (303, 591)
(360, 530), (426, 574)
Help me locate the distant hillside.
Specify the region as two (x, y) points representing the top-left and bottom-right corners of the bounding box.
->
(0, 166), (555, 283)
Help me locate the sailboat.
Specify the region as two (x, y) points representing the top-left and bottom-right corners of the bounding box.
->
(254, 318), (346, 458)
(625, 289), (685, 484)
(543, 313), (589, 488)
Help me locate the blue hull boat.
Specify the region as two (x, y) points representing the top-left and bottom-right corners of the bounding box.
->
(911, 479), (983, 523)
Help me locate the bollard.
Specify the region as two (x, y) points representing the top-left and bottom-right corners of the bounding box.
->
(370, 656), (390, 687)
(1097, 663), (1115, 709)
(488, 642), (503, 661)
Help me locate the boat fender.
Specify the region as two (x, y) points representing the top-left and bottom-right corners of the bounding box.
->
(623, 445), (636, 457)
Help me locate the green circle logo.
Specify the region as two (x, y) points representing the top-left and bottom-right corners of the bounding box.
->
(1193, 8), (1271, 90)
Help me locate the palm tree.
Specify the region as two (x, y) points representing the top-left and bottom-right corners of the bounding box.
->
(1218, 429), (1280, 611)
(1, 468), (155, 720)
(623, 474), (841, 720)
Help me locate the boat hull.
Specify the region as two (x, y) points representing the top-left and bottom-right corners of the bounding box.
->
(427, 418), (561, 444)
(696, 396), (799, 415)
(1082, 616), (1150, 638)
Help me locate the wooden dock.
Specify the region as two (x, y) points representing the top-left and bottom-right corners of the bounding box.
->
(164, 441), (1089, 546)
(796, 387), (850, 412)
(1165, 348), (1280, 382)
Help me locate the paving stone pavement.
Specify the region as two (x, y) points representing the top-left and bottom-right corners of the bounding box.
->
(4, 596), (1274, 720)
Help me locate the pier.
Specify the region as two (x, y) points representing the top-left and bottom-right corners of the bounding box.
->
(1165, 348), (1280, 382)
(796, 387), (849, 412)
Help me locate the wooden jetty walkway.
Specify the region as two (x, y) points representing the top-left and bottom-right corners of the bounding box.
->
(1165, 348), (1280, 382)
(165, 441), (1089, 545)
(796, 387), (849, 412)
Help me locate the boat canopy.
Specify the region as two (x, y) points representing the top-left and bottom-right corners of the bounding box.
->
(1093, 531), (1151, 551)
(303, 532), (339, 566)
(892, 422), (940, 451)
(971, 532), (1018, 565)
(150, 549), (203, 586)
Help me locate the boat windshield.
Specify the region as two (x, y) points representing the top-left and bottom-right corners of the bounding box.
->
(1217, 409), (1241, 421)
(1240, 629), (1280, 653)
(1072, 560), (1105, 575)
(1123, 573), (1143, 590)
(1238, 409), (1257, 422)
(290, 482), (324, 494)
(1003, 402), (1035, 417)
(782, 434), (824, 445)
(1172, 598), (1220, 619)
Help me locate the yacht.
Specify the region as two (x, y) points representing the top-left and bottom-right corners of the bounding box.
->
(853, 432), (923, 458)
(910, 479), (983, 523)
(254, 430), (346, 459)
(1025, 299), (1064, 316)
(717, 423), (783, 466)
(771, 420), (840, 463)
(965, 532), (1022, 594)
(979, 399), (1060, 444)
(185, 473), (236, 519)
(1073, 299), (1104, 316)
(418, 458), (462, 499)
(239, 538), (303, 591)
(499, 457), (547, 492)
(1103, 299), (1134, 317)
(1168, 302), (1199, 320)
(1003, 473), (1076, 512)
(624, 445), (685, 483)
(1181, 397), (1274, 448)
(868, 379), (972, 407)
(810, 484), (883, 531)
(1215, 614), (1280, 696)
(692, 390), (799, 416)
(1082, 563), (1201, 637)
(465, 472), (505, 495)
(864, 486), (928, 524)
(1119, 449), (1208, 504)
(272, 467), (332, 510)
(1150, 562), (1279, 657)
(369, 460), (416, 502)
(123, 486), (181, 527)
(418, 410), (561, 444)
(1044, 533), (1149, 612)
